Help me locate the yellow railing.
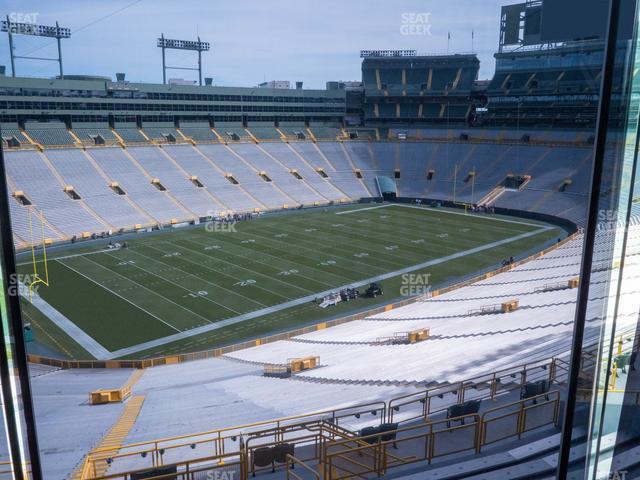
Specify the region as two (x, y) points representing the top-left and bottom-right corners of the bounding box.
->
(387, 356), (561, 424)
(81, 400), (385, 477)
(480, 391), (560, 448)
(76, 387), (562, 480)
(78, 348), (587, 478)
(323, 391), (560, 480)
(287, 455), (321, 480)
(90, 450), (246, 480)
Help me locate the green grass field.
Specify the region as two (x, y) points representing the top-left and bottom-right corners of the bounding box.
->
(19, 204), (562, 360)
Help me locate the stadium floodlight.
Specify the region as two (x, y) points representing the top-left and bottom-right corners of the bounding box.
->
(1, 16), (71, 78)
(157, 33), (211, 86)
(360, 50), (417, 58)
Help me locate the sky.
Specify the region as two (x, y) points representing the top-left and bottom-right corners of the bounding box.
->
(0, 0), (515, 89)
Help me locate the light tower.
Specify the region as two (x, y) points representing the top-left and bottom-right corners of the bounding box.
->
(157, 34), (210, 86)
(1, 16), (71, 78)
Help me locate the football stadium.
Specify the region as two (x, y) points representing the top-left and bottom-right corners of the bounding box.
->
(0, 0), (639, 479)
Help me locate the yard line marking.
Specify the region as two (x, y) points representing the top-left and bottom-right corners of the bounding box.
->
(280, 211), (501, 264)
(233, 228), (389, 278)
(386, 203), (552, 229)
(335, 204), (394, 215)
(183, 233), (341, 289)
(101, 250), (244, 315)
(105, 226), (553, 359)
(255, 221), (422, 269)
(143, 240), (306, 301)
(116, 248), (266, 310)
(17, 247), (114, 267)
(187, 231), (355, 285)
(71, 255), (212, 331)
(333, 203), (530, 238)
(19, 282), (111, 359)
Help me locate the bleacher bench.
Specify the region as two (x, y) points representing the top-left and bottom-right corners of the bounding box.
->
(358, 423), (399, 448)
(446, 400), (481, 427)
(520, 379), (551, 404)
(252, 443), (295, 476)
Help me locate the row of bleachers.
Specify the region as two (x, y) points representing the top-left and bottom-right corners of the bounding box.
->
(348, 128), (377, 140)
(1, 123), (30, 147)
(488, 68), (601, 95)
(215, 123), (252, 142)
(484, 101), (598, 128)
(363, 57), (478, 96)
(87, 147), (191, 221)
(229, 144), (321, 204)
(5, 150), (108, 237)
(141, 123), (184, 143)
(127, 146), (225, 216)
(114, 123), (149, 143)
(72, 122), (118, 144)
(258, 143), (345, 201)
(308, 124), (341, 140)
(24, 121), (76, 146)
(278, 123), (307, 140)
(196, 144), (290, 209)
(8, 198), (63, 245)
(5, 139), (592, 245)
(44, 149), (150, 229)
(178, 122), (219, 142)
(165, 145), (260, 212)
(368, 102), (468, 120)
(247, 123), (282, 140)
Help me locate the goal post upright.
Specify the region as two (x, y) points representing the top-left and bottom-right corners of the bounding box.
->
(27, 207), (50, 301)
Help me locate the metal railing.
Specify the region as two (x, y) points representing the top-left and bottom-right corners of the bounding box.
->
(287, 455), (321, 480)
(480, 391), (560, 448)
(90, 451), (245, 480)
(80, 401), (385, 477)
(387, 356), (561, 425)
(323, 391), (561, 479)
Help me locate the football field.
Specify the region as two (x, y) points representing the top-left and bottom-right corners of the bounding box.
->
(19, 204), (562, 360)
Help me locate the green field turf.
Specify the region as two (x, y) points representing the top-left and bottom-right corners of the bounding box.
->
(19, 204), (562, 360)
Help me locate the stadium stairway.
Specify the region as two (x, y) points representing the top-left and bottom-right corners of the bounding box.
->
(218, 144), (283, 207)
(338, 142), (375, 197)
(80, 148), (159, 225)
(39, 150), (115, 232)
(255, 143), (332, 204)
(29, 368), (136, 478)
(192, 144), (270, 210)
(121, 147), (200, 220)
(71, 395), (146, 480)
